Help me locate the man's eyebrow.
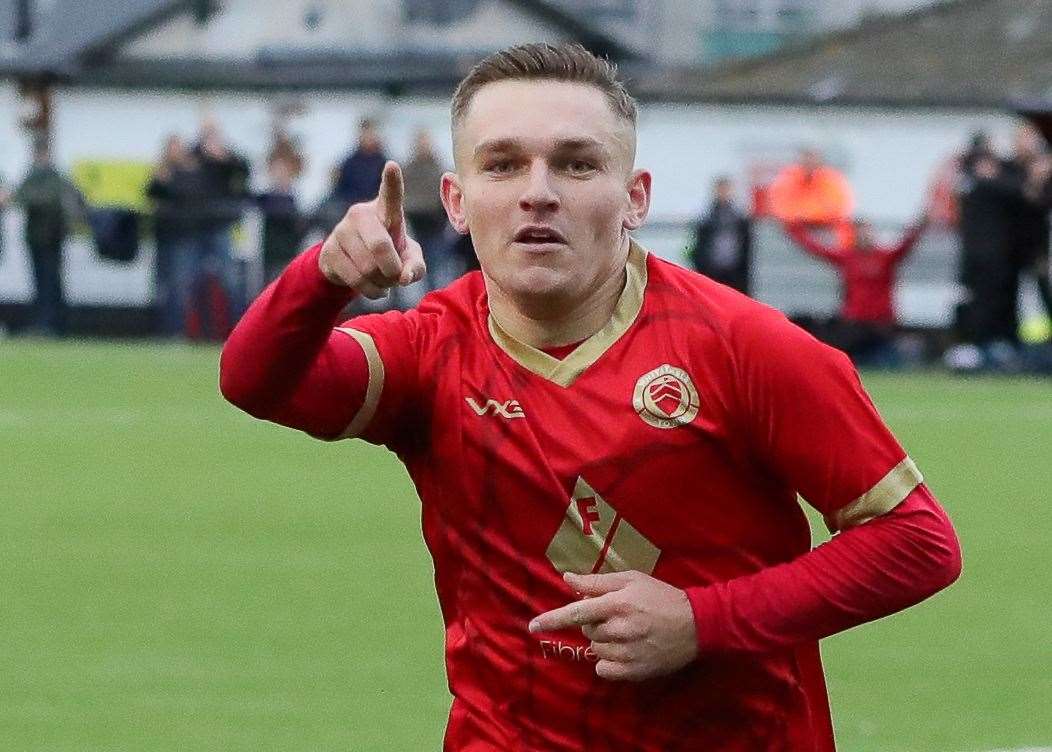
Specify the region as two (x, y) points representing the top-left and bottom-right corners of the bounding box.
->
(550, 138), (609, 156)
(473, 139), (521, 159)
(472, 137), (610, 159)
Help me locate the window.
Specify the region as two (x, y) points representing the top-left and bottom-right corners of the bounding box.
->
(561, 0), (639, 23)
(15, 0), (32, 41)
(713, 0), (817, 32)
(402, 0), (481, 25)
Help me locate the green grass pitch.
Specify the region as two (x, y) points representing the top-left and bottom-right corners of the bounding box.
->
(2, 340), (1050, 751)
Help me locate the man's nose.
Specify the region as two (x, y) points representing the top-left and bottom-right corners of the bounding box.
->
(519, 163), (560, 213)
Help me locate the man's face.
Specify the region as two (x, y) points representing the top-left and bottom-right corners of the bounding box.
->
(165, 135), (187, 164)
(360, 126), (381, 153)
(269, 157), (294, 190)
(442, 80), (650, 306)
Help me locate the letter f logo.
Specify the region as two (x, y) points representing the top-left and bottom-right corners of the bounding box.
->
(545, 477), (661, 576)
(576, 497), (600, 535)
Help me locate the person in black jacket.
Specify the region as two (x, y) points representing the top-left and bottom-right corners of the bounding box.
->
(335, 118), (387, 206)
(690, 176), (752, 295)
(954, 136), (1019, 350)
(255, 156), (305, 284)
(189, 118), (251, 338)
(1005, 124), (1052, 323)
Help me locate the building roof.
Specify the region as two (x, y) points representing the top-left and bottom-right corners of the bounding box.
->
(5, 0), (1047, 117)
(6, 0), (187, 75)
(646, 0), (1052, 110)
(0, 0), (645, 83)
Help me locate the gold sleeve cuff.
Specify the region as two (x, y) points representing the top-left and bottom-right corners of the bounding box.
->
(333, 328), (384, 440)
(826, 456), (924, 532)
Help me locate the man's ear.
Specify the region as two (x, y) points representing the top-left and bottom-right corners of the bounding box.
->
(623, 169), (652, 231)
(441, 172), (470, 234)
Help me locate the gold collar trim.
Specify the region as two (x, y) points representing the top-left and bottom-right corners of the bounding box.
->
(487, 239), (648, 388)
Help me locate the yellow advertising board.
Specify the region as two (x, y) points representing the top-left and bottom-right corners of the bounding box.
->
(71, 159), (153, 211)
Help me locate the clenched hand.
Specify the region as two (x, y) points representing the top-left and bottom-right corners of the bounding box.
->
(319, 161), (427, 298)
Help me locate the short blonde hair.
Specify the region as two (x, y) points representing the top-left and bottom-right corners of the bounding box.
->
(451, 42), (637, 130)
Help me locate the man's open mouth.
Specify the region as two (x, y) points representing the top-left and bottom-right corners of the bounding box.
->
(514, 226), (567, 244)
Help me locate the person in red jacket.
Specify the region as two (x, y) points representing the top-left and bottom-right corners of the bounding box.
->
(785, 216), (929, 364)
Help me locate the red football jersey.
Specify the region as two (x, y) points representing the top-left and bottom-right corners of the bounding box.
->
(332, 241), (921, 751)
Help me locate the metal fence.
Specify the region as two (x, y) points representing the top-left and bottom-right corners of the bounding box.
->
(0, 209), (996, 330)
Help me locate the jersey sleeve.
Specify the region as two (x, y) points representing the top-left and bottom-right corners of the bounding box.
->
(219, 241), (437, 455)
(728, 306), (922, 531)
(686, 483), (961, 653)
(333, 305), (436, 455)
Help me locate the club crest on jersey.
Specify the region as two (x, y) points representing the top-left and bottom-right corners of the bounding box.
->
(632, 364), (700, 429)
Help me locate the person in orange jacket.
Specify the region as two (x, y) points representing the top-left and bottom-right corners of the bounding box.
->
(768, 148), (854, 226)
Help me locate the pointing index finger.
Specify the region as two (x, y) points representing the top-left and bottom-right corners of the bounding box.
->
(377, 160), (405, 231)
(529, 593), (619, 633)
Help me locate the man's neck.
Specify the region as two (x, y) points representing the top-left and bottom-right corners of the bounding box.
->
(487, 241), (630, 349)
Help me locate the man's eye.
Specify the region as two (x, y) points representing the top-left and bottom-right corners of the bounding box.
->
(568, 160), (597, 175)
(486, 160), (515, 174)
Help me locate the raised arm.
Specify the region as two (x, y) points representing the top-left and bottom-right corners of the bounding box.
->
(784, 221), (843, 263)
(220, 162), (426, 439)
(887, 215), (929, 264)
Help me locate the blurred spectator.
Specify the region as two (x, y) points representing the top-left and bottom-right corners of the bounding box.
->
(255, 156), (306, 284)
(147, 134), (204, 337)
(1024, 152), (1052, 318)
(336, 118), (387, 205)
(925, 154), (962, 228)
(785, 214), (928, 365)
(12, 140), (84, 336)
(690, 176), (752, 295)
(1007, 124), (1052, 321)
(190, 117), (250, 339)
(402, 128), (450, 290)
(767, 148), (854, 227)
(310, 166), (351, 237)
(953, 133), (1019, 353)
(267, 128), (304, 181)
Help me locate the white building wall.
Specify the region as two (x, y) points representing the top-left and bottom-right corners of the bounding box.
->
(39, 88), (1019, 220)
(639, 103), (1015, 222)
(0, 85), (1021, 323)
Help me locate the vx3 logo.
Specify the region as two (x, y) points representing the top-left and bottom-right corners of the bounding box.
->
(465, 397), (525, 419)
